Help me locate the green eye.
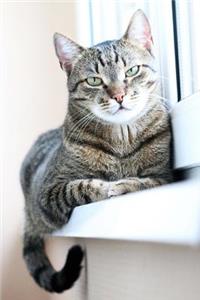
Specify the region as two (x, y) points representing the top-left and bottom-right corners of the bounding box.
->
(126, 65), (140, 77)
(86, 77), (103, 86)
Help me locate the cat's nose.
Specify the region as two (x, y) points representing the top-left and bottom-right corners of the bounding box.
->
(113, 92), (125, 103)
(107, 84), (126, 103)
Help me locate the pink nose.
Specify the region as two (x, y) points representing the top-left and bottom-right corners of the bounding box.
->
(113, 92), (125, 103)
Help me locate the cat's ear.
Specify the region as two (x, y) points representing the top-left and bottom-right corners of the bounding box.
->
(123, 9), (153, 51)
(53, 33), (84, 73)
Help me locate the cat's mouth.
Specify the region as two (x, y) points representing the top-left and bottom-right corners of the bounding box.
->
(112, 105), (132, 115)
(92, 102), (136, 124)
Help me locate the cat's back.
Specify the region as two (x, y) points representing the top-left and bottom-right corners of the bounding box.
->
(20, 127), (63, 196)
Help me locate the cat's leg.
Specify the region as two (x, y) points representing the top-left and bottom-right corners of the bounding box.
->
(108, 177), (168, 197)
(38, 179), (111, 229)
(38, 177), (170, 230)
(67, 179), (111, 204)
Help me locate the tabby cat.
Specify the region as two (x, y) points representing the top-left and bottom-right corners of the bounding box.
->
(20, 9), (172, 293)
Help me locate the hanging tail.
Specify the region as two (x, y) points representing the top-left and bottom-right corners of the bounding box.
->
(23, 234), (84, 293)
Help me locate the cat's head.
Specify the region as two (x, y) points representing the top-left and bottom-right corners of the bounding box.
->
(54, 9), (158, 125)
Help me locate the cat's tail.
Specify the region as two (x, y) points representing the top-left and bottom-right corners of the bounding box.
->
(23, 233), (84, 293)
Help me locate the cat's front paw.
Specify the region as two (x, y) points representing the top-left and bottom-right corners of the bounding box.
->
(108, 179), (138, 197)
(75, 179), (110, 202)
(88, 179), (110, 201)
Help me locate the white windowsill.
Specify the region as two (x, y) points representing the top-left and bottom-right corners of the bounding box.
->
(54, 179), (200, 246)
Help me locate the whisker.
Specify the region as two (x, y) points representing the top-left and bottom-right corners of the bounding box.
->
(72, 116), (93, 142)
(68, 93), (101, 142)
(100, 103), (116, 109)
(65, 112), (94, 142)
(129, 96), (141, 102)
(100, 103), (110, 107)
(100, 108), (110, 113)
(150, 93), (169, 102)
(75, 115), (96, 143)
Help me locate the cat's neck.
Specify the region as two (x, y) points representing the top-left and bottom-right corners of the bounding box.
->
(64, 113), (143, 156)
(63, 101), (168, 157)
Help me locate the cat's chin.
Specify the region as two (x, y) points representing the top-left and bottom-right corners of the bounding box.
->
(92, 107), (143, 125)
(91, 100), (149, 125)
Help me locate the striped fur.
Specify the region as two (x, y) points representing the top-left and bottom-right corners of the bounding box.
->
(20, 10), (173, 293)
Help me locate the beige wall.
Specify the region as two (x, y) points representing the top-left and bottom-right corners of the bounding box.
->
(2, 2), (82, 299)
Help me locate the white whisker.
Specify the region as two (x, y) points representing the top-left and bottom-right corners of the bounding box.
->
(74, 115), (95, 143)
(65, 112), (94, 142)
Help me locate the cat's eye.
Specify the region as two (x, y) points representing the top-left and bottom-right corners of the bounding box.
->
(86, 77), (103, 87)
(125, 65), (140, 77)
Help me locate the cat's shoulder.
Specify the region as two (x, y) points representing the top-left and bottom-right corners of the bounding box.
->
(33, 126), (63, 147)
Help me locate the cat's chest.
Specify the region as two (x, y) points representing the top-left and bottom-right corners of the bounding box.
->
(71, 143), (138, 180)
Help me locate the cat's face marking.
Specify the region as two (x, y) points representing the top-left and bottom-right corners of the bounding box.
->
(54, 10), (157, 125)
